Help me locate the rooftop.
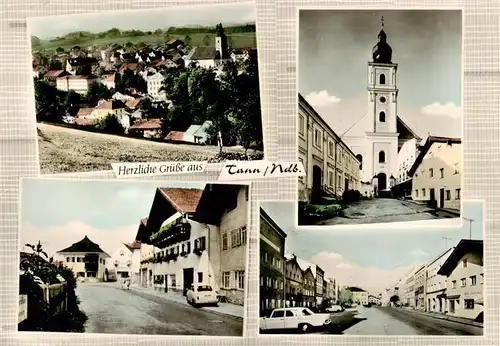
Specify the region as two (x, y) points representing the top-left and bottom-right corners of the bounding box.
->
(159, 188), (204, 214)
(57, 236), (109, 256)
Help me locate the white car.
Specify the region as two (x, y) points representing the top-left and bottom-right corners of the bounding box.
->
(325, 305), (344, 313)
(260, 307), (331, 333)
(186, 284), (219, 307)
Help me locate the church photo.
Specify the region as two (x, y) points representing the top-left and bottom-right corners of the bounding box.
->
(297, 9), (463, 226)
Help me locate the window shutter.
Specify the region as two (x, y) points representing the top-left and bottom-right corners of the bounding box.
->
(194, 239), (199, 249)
(187, 241), (191, 253)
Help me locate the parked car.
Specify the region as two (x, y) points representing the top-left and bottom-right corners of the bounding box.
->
(259, 307), (331, 333)
(186, 284), (218, 307)
(363, 302), (372, 308)
(325, 305), (344, 313)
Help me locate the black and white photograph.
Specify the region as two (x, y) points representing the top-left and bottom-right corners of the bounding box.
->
(18, 179), (248, 336)
(297, 10), (463, 226)
(29, 2), (264, 174)
(259, 200), (483, 335)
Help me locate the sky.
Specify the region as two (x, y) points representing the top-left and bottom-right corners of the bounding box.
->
(28, 2), (256, 39)
(299, 10), (463, 139)
(20, 179), (205, 258)
(260, 200), (483, 295)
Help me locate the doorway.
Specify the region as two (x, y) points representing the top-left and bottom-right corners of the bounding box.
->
(377, 173), (387, 191)
(183, 268), (194, 296)
(439, 188), (445, 208)
(344, 178), (349, 191)
(312, 165), (322, 200)
(429, 188), (436, 208)
(164, 274), (168, 292)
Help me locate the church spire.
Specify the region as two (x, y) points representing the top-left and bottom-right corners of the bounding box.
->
(372, 15), (392, 63)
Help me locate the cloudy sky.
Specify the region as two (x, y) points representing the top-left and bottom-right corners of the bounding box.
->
(260, 201), (483, 295)
(20, 179), (205, 258)
(29, 2), (256, 39)
(299, 10), (462, 138)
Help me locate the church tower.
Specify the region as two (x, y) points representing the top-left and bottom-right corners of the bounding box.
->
(215, 23), (229, 59)
(365, 17), (399, 192)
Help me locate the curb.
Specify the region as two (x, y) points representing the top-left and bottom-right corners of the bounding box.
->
(391, 307), (483, 328)
(130, 286), (244, 321)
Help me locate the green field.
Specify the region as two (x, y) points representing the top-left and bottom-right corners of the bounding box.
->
(34, 32), (257, 53)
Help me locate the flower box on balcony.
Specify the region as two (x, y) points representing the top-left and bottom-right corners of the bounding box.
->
(194, 248), (203, 256)
(180, 251), (188, 257)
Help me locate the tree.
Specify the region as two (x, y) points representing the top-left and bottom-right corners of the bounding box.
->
(390, 295), (399, 303)
(184, 35), (192, 46)
(94, 114), (124, 135)
(55, 47), (65, 53)
(64, 90), (82, 116)
(119, 69), (147, 93)
(125, 41), (134, 49)
(48, 59), (62, 70)
(85, 82), (112, 106)
(34, 79), (65, 123)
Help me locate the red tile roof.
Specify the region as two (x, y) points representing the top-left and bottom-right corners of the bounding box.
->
(124, 240), (141, 251)
(76, 108), (94, 117)
(129, 119), (162, 130)
(105, 73), (116, 82)
(159, 188), (204, 213)
(57, 75), (96, 80)
(165, 131), (185, 141)
(119, 63), (138, 73)
(75, 117), (98, 126)
(125, 98), (142, 109)
(95, 100), (126, 110)
(44, 70), (65, 78)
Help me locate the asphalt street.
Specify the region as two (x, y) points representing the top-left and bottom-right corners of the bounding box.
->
(315, 198), (459, 225)
(75, 283), (243, 336)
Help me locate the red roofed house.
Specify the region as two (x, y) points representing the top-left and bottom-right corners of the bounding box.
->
(129, 118), (163, 139)
(56, 74), (100, 94)
(44, 70), (70, 84)
(101, 73), (116, 89)
(165, 131), (185, 142)
(135, 183), (249, 305)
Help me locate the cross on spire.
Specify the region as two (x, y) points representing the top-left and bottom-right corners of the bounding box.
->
(381, 16), (384, 28)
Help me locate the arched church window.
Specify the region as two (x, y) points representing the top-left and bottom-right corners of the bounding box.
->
(379, 151), (386, 163)
(379, 74), (386, 85)
(379, 111), (386, 122)
(356, 154), (363, 170)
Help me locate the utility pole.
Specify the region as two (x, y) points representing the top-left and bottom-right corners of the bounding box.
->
(463, 217), (475, 240)
(441, 236), (452, 250)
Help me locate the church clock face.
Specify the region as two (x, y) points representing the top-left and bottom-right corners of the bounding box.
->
(379, 96), (386, 104)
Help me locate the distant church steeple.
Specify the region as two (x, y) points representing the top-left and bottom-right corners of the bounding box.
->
(372, 16), (393, 64)
(215, 23), (229, 59)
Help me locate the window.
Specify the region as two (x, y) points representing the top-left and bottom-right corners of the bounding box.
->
(463, 259), (468, 268)
(481, 273), (484, 284)
(272, 310), (284, 318)
(77, 257), (82, 262)
(429, 168), (434, 177)
(299, 115), (305, 136)
(198, 272), (203, 283)
(241, 226), (247, 245)
(328, 171), (334, 187)
(66, 257), (70, 262)
(195, 236), (206, 251)
(314, 128), (322, 148)
(415, 189), (419, 197)
(379, 111), (386, 122)
(222, 272), (230, 288)
(422, 188), (426, 197)
(452, 280), (457, 289)
(464, 299), (474, 309)
(378, 151), (385, 163)
(454, 163), (459, 174)
(264, 252), (268, 262)
(379, 73), (386, 85)
(231, 229), (240, 248)
(356, 154), (363, 170)
(440, 168), (444, 178)
(120, 250), (125, 256)
(460, 278), (466, 287)
(328, 141), (334, 157)
(285, 310), (294, 317)
(470, 275), (476, 286)
(236, 270), (245, 289)
(456, 189), (461, 200)
(446, 190), (451, 200)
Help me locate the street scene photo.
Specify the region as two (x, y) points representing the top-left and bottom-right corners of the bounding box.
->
(297, 10), (462, 226)
(260, 200), (483, 335)
(28, 2), (263, 174)
(18, 179), (248, 336)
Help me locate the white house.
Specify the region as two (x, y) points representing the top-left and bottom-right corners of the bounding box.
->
(56, 75), (100, 94)
(408, 136), (462, 211)
(426, 247), (454, 313)
(147, 72), (165, 98)
(101, 73), (116, 89)
(184, 121), (212, 144)
(438, 240), (483, 320)
(56, 236), (110, 282)
(107, 241), (141, 283)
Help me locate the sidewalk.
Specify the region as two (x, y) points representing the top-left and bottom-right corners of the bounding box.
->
(129, 284), (244, 320)
(405, 307), (483, 328)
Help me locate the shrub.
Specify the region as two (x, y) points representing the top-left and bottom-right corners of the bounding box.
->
(342, 189), (361, 203)
(94, 114), (124, 135)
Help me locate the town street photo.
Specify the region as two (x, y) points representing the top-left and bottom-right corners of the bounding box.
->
(259, 200), (483, 335)
(297, 10), (463, 226)
(18, 179), (249, 336)
(28, 2), (264, 174)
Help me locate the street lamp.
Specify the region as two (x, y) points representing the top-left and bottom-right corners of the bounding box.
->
(462, 217), (475, 240)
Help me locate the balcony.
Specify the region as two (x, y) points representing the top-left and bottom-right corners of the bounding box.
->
(149, 220), (191, 248)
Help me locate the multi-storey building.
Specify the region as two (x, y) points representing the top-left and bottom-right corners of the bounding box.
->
(408, 136), (462, 211)
(302, 267), (316, 308)
(260, 207), (287, 316)
(284, 254), (304, 308)
(56, 74), (100, 94)
(426, 247), (454, 313)
(414, 265), (427, 310)
(350, 287), (369, 305)
(298, 93), (361, 203)
(438, 240), (483, 320)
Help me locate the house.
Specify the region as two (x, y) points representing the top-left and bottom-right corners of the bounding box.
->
(146, 72), (165, 97)
(438, 239), (483, 320)
(125, 98), (142, 111)
(298, 93), (361, 202)
(56, 236), (110, 282)
(426, 247), (454, 313)
(166, 39), (184, 48)
(184, 120), (212, 144)
(184, 24), (231, 68)
(165, 131), (185, 142)
(392, 138), (421, 198)
(230, 49), (248, 61)
(92, 100), (127, 119)
(368, 295), (381, 305)
(294, 257), (325, 307)
(284, 254), (304, 308)
(112, 91), (136, 102)
(65, 57), (98, 75)
(43, 70), (70, 83)
(102, 73), (116, 89)
(129, 119), (163, 138)
(56, 75), (100, 94)
(260, 207), (287, 316)
(106, 241), (141, 284)
(137, 217), (154, 288)
(414, 265), (427, 310)
(408, 136), (462, 211)
(119, 63), (139, 74)
(349, 286), (369, 305)
(75, 107), (97, 126)
(134, 184), (248, 305)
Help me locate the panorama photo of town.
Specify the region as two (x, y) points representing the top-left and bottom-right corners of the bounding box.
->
(28, 2), (263, 174)
(260, 201), (483, 336)
(18, 179), (249, 336)
(298, 10), (463, 226)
